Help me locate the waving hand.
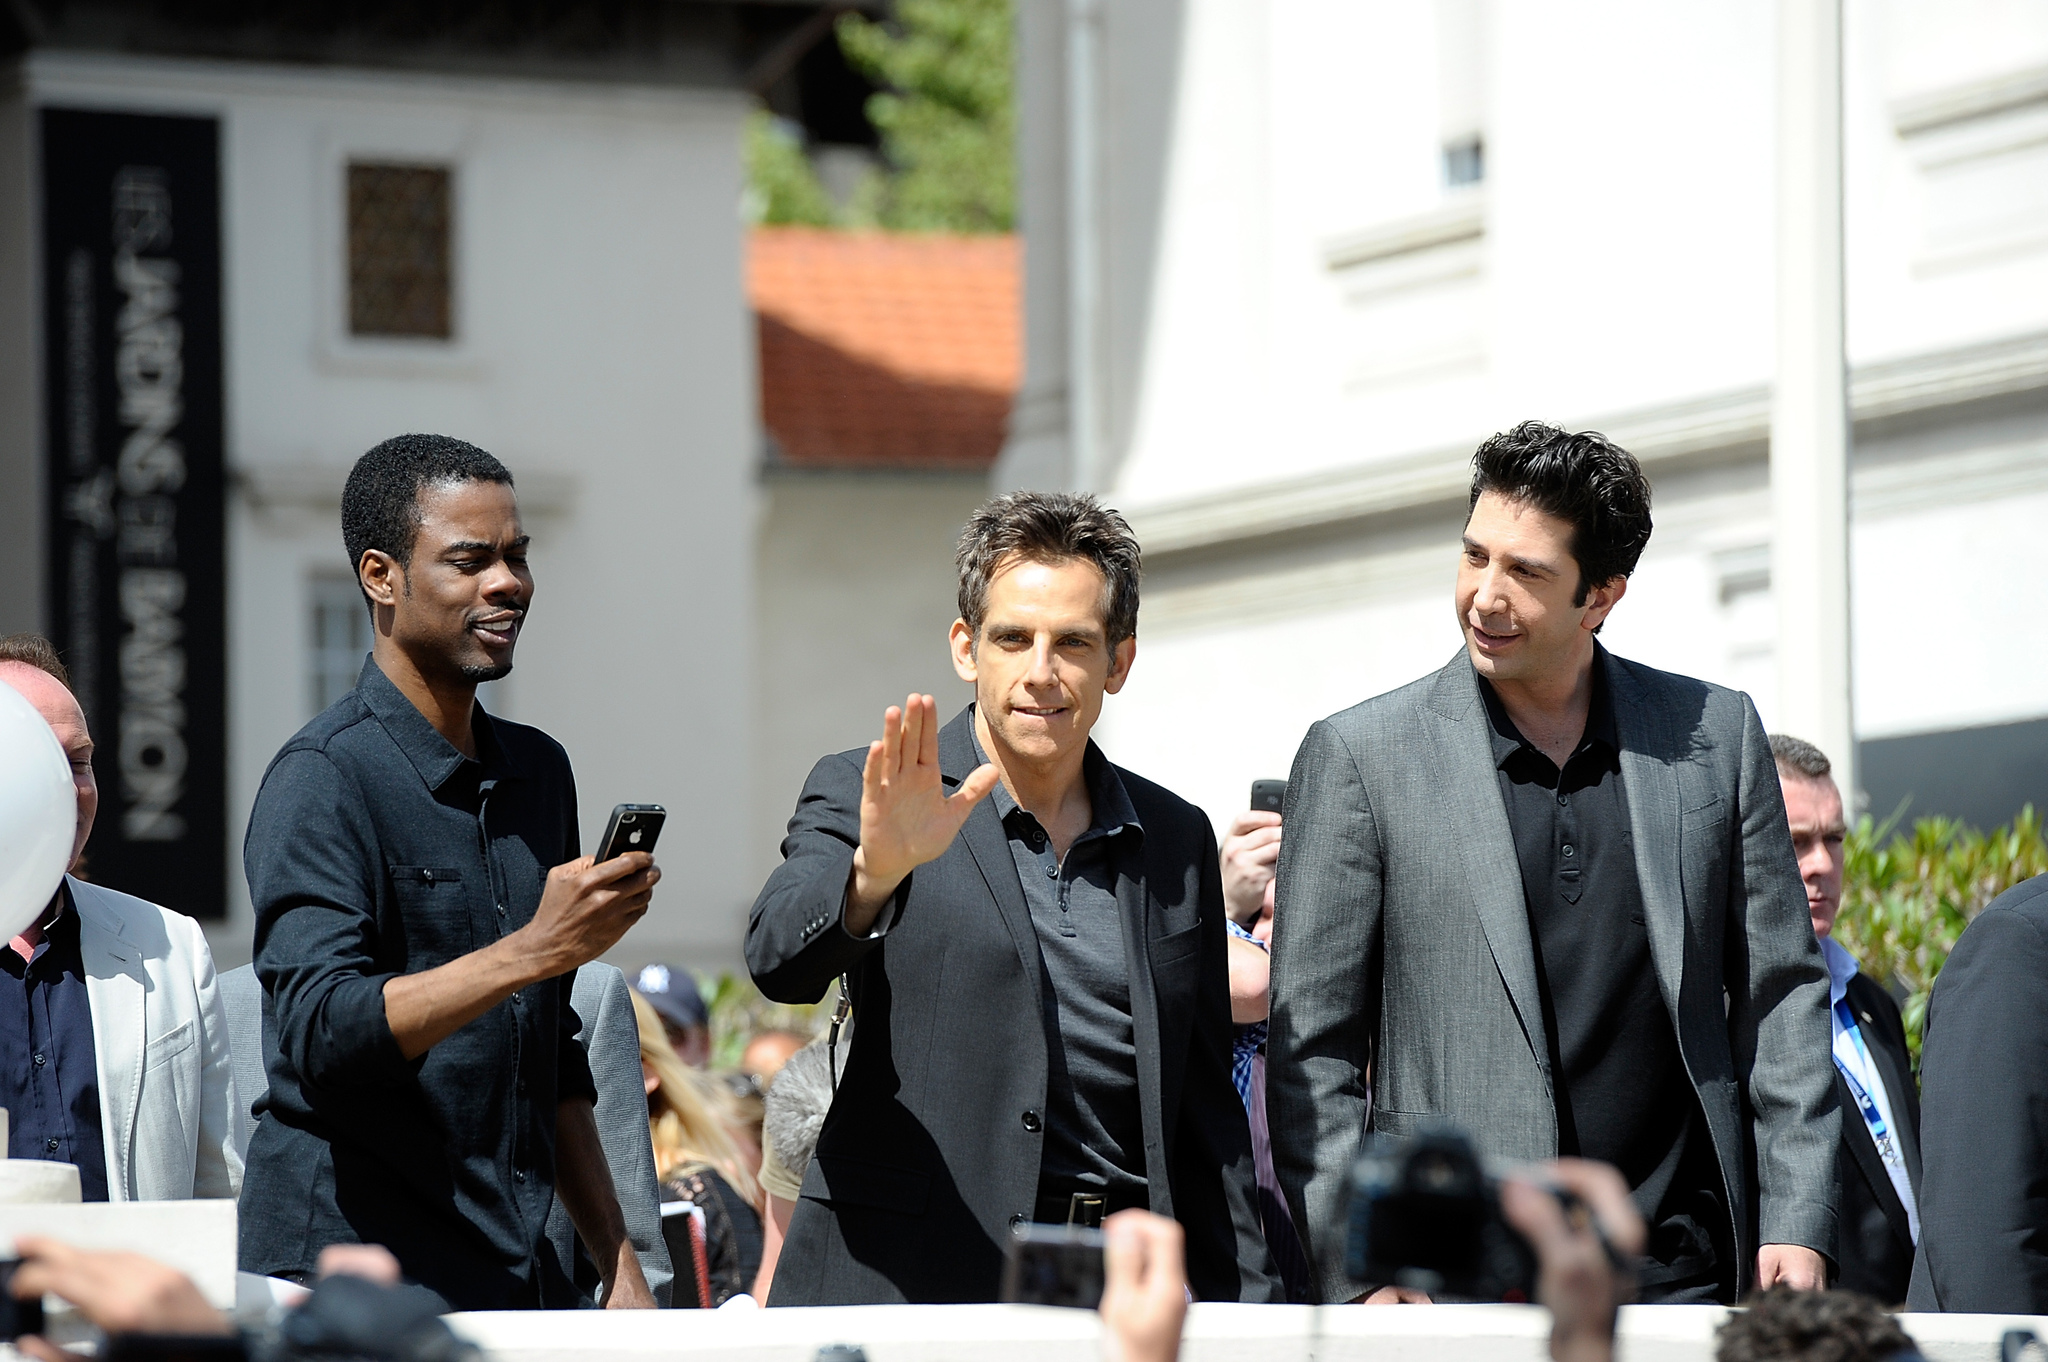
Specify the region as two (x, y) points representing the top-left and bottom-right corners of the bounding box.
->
(845, 694), (999, 933)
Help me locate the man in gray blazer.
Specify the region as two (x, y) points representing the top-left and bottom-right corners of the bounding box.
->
(1268, 422), (1837, 1305)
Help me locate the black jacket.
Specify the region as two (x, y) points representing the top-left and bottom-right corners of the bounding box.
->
(1832, 969), (1920, 1302)
(746, 707), (1278, 1304)
(1908, 873), (2048, 1312)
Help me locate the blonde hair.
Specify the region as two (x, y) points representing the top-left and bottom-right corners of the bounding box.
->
(633, 990), (760, 1208)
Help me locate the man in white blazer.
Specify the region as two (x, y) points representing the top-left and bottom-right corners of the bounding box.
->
(0, 634), (240, 1201)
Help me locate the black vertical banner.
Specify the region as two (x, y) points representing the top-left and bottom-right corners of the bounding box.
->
(41, 109), (227, 921)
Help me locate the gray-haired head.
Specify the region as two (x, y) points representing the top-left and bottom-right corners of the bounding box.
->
(1768, 734), (1832, 781)
(955, 491), (1142, 646)
(762, 1039), (847, 1185)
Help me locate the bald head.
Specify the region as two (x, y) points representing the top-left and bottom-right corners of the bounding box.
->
(0, 662), (97, 872)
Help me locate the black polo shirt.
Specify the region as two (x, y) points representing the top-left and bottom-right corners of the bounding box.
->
(240, 657), (598, 1310)
(972, 724), (1148, 1203)
(0, 886), (108, 1200)
(1479, 662), (1730, 1298)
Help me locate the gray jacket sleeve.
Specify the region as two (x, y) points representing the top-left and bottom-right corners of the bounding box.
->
(1267, 718), (1383, 1304)
(545, 964), (674, 1306)
(1726, 696), (1840, 1264)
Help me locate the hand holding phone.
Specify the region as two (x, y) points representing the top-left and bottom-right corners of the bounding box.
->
(597, 804), (666, 862)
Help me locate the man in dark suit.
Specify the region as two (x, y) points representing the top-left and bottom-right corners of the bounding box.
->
(1770, 735), (1919, 1302)
(747, 492), (1276, 1306)
(1270, 423), (1838, 1306)
(1908, 872), (2048, 1312)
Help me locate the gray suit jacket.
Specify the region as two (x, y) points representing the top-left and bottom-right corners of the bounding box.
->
(1268, 648), (1839, 1303)
(218, 962), (265, 1166)
(544, 963), (674, 1306)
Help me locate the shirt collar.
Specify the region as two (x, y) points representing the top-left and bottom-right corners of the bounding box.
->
(1475, 648), (1619, 772)
(968, 709), (1143, 843)
(1820, 934), (1858, 1007)
(354, 654), (518, 793)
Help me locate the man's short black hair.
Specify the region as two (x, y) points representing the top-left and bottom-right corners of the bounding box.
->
(341, 434), (513, 596)
(1716, 1287), (1918, 1362)
(956, 491), (1142, 645)
(1469, 420), (1654, 604)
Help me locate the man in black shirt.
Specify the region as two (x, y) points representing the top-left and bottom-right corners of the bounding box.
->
(240, 435), (658, 1310)
(1481, 662), (1734, 1299)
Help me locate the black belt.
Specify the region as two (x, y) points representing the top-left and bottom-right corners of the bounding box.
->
(1033, 1188), (1147, 1229)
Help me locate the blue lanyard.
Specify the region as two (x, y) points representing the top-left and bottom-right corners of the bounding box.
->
(1833, 999), (1900, 1166)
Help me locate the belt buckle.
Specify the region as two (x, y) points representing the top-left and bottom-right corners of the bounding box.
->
(1067, 1193), (1106, 1229)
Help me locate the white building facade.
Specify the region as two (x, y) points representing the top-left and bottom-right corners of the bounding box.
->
(1005, 0), (2048, 835)
(0, 6), (834, 971)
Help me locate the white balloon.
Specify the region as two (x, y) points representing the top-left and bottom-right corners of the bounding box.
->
(0, 680), (75, 940)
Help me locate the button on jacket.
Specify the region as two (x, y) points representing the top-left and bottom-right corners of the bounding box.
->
(240, 658), (597, 1310)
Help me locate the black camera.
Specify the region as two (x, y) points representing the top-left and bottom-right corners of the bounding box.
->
(0, 1260), (44, 1341)
(1342, 1124), (1538, 1302)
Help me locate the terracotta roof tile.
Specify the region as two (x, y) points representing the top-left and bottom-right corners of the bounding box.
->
(749, 227), (1019, 469)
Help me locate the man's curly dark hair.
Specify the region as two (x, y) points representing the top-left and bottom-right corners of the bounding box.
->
(1468, 420), (1654, 603)
(1716, 1287), (1918, 1362)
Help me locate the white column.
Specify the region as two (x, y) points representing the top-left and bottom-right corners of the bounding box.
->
(1065, 0), (1103, 493)
(1771, 0), (1857, 799)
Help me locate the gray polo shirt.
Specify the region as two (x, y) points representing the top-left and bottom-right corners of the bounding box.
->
(971, 725), (1147, 1198)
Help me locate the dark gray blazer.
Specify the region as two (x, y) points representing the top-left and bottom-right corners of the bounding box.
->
(1833, 970), (1919, 1303)
(542, 963), (674, 1307)
(1908, 874), (2048, 1313)
(746, 707), (1278, 1305)
(1268, 648), (1839, 1303)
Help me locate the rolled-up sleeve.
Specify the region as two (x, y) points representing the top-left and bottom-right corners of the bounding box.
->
(247, 749), (409, 1091)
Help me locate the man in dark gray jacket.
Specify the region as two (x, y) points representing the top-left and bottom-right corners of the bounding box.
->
(1269, 422), (1838, 1305)
(1908, 873), (2048, 1313)
(748, 492), (1274, 1306)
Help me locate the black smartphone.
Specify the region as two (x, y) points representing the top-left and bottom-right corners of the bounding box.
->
(1001, 1224), (1106, 1309)
(597, 803), (666, 862)
(1250, 779), (1288, 815)
(0, 1261), (42, 1341)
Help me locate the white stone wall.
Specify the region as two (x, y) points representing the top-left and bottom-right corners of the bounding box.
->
(12, 52), (756, 970)
(1012, 0), (2048, 832)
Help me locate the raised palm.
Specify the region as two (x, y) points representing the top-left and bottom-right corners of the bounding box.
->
(858, 693), (999, 887)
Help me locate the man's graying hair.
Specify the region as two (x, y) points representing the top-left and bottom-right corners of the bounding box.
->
(956, 492), (1142, 644)
(1769, 734), (1833, 781)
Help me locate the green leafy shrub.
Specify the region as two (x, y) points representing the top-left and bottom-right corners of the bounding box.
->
(1832, 804), (2048, 1063)
(744, 111), (840, 227)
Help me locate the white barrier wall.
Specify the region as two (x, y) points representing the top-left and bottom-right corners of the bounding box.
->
(447, 1302), (2048, 1362)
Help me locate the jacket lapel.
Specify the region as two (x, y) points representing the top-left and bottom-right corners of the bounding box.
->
(1608, 659), (1689, 1018)
(940, 710), (1044, 1021)
(1422, 655), (1551, 1080)
(1119, 852), (1172, 1215)
(72, 878), (144, 1201)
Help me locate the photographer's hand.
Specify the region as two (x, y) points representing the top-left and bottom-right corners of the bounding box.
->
(1099, 1211), (1188, 1362)
(1499, 1159), (1645, 1362)
(9, 1235), (233, 1362)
